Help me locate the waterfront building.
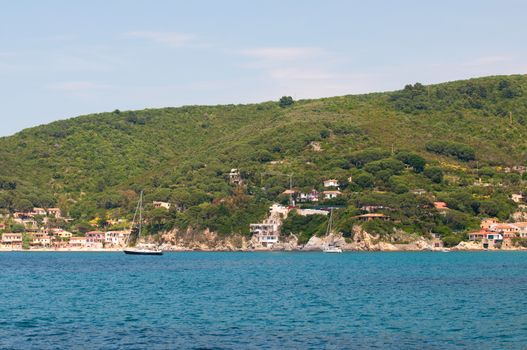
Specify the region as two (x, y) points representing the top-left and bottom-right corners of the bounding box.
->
(1, 233), (23, 249)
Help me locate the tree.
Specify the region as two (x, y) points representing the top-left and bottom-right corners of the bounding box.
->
(279, 96), (294, 108)
(355, 173), (374, 188)
(396, 151), (426, 172)
(424, 166), (443, 183)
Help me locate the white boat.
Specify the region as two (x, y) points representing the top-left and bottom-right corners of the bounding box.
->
(323, 244), (343, 253)
(123, 191), (163, 256)
(322, 209), (342, 253)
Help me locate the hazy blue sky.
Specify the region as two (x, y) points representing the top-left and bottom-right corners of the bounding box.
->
(1, 0), (526, 136)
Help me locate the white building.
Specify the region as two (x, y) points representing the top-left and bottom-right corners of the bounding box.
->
(153, 201), (171, 210)
(323, 179), (340, 188)
(105, 231), (131, 246)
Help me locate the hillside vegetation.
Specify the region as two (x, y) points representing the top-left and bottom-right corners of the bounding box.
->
(1, 74), (527, 244)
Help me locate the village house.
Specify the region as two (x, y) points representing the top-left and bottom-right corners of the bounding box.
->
(323, 179), (340, 188)
(488, 223), (519, 239)
(295, 208), (329, 216)
(69, 236), (87, 248)
(85, 231), (105, 248)
(50, 228), (73, 239)
(354, 213), (389, 222)
(229, 168), (243, 185)
(411, 189), (427, 195)
(32, 207), (47, 216)
(512, 222), (527, 238)
(153, 201), (171, 210)
(298, 190), (319, 203)
(433, 201), (448, 210)
(480, 218), (499, 230)
(1, 233), (23, 249)
(511, 193), (524, 203)
(47, 208), (62, 218)
(31, 232), (52, 247)
(322, 190), (341, 200)
(249, 204), (289, 248)
(360, 205), (386, 213)
(105, 231), (130, 246)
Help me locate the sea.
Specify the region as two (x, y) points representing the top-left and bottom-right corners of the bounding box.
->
(0, 251), (526, 349)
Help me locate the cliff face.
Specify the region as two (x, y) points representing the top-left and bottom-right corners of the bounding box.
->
(155, 225), (447, 251)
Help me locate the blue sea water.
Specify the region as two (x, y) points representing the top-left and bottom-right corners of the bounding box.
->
(0, 252), (526, 349)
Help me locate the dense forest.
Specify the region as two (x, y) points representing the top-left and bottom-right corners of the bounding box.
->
(1, 74), (527, 246)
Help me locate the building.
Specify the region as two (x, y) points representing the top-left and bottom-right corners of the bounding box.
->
(153, 201), (171, 210)
(433, 202), (448, 210)
(480, 218), (499, 230)
(513, 222), (527, 238)
(1, 233), (23, 249)
(31, 232), (52, 247)
(322, 190), (341, 200)
(229, 168), (243, 185)
(85, 231), (105, 248)
(47, 208), (62, 218)
(298, 190), (319, 202)
(69, 236), (86, 248)
(323, 179), (340, 188)
(360, 205), (386, 213)
(354, 213), (389, 222)
(249, 204), (289, 248)
(105, 231), (130, 246)
(488, 223), (519, 238)
(511, 194), (524, 203)
(32, 208), (47, 216)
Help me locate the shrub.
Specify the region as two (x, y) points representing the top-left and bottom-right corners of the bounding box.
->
(425, 141), (475, 161)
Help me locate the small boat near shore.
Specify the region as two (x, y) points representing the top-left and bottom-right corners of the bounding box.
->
(322, 209), (342, 253)
(123, 246), (163, 255)
(123, 191), (163, 256)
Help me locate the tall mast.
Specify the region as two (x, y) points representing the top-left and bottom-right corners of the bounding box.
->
(326, 209), (333, 236)
(138, 191), (143, 239)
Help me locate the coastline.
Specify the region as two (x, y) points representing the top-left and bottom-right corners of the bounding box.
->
(2, 245), (526, 253)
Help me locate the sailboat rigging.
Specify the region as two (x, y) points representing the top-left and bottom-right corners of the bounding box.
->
(322, 209), (342, 253)
(123, 191), (163, 256)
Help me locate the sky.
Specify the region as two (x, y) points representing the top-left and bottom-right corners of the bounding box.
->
(1, 0), (526, 136)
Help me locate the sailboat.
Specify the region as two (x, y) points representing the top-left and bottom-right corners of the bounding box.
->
(322, 209), (342, 253)
(123, 191), (163, 256)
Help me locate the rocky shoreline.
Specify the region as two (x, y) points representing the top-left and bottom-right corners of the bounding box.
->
(2, 227), (526, 252)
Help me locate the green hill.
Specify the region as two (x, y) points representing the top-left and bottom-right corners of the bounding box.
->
(1, 74), (527, 244)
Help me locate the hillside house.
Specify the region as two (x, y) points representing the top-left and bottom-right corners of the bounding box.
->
(31, 233), (52, 247)
(47, 208), (62, 218)
(354, 213), (389, 222)
(32, 208), (47, 216)
(1, 233), (22, 249)
(295, 208), (329, 216)
(298, 190), (319, 202)
(105, 231), (130, 246)
(480, 218), (499, 230)
(411, 189), (427, 195)
(433, 202), (449, 214)
(69, 236), (86, 248)
(513, 222), (527, 238)
(487, 223), (519, 240)
(153, 201), (171, 210)
(322, 190), (341, 199)
(360, 205), (386, 213)
(85, 231), (105, 248)
(229, 168), (243, 185)
(50, 228), (73, 239)
(249, 204), (289, 248)
(511, 194), (524, 203)
(323, 179), (340, 188)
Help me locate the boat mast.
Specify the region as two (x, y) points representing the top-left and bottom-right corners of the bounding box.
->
(326, 208), (333, 236)
(138, 191), (143, 240)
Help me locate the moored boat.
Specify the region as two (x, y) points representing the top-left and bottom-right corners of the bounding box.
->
(322, 209), (342, 253)
(123, 191), (163, 256)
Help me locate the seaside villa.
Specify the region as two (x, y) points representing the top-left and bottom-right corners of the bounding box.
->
(1, 233), (23, 249)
